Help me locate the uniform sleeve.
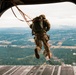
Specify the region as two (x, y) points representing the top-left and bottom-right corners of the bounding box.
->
(44, 19), (51, 31)
(30, 24), (33, 29)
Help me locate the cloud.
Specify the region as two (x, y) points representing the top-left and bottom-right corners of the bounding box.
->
(28, 39), (34, 42)
(0, 40), (11, 44)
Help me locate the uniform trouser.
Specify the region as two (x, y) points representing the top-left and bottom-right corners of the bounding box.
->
(34, 33), (50, 55)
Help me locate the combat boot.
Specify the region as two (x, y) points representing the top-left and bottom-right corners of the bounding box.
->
(34, 48), (40, 59)
(43, 50), (52, 59)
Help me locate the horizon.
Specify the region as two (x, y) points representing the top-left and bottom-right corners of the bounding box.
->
(0, 25), (76, 29)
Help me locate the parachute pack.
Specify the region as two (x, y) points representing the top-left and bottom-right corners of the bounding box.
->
(32, 17), (44, 33)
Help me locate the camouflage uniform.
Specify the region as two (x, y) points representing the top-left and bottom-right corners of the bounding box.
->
(30, 15), (51, 59)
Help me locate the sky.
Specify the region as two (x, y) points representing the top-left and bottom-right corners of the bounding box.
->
(0, 2), (76, 28)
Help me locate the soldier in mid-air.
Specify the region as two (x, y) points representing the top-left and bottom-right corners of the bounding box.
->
(30, 14), (52, 59)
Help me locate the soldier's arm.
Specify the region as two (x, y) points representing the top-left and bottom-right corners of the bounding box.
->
(30, 24), (33, 29)
(44, 19), (51, 31)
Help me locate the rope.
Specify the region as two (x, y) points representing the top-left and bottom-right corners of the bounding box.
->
(11, 0), (32, 26)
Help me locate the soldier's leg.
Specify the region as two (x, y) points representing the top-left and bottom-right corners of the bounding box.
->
(34, 36), (42, 59)
(43, 34), (52, 59)
(43, 41), (51, 59)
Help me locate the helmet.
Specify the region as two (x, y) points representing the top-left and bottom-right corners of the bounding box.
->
(39, 14), (46, 19)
